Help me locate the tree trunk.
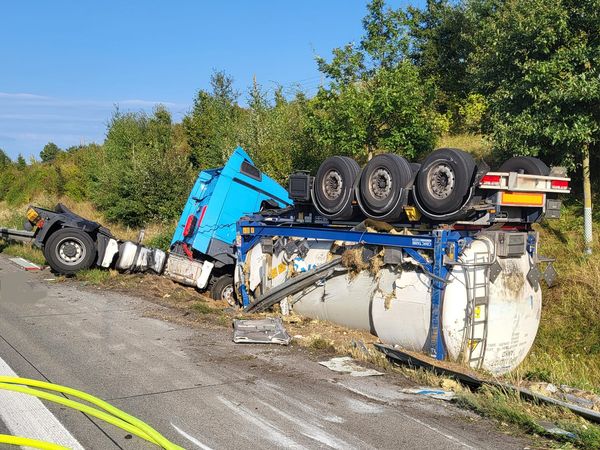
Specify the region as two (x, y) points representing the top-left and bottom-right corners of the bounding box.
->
(583, 144), (593, 255)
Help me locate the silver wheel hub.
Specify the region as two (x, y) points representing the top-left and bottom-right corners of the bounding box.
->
(323, 170), (343, 200)
(56, 237), (86, 266)
(369, 168), (392, 200)
(222, 284), (235, 306)
(428, 163), (455, 199)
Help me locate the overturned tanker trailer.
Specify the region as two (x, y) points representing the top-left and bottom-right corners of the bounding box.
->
(235, 149), (571, 375)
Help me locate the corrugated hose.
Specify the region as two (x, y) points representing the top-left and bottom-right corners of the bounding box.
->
(0, 376), (185, 450)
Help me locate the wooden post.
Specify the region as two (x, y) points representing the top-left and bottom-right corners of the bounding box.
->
(583, 143), (593, 255)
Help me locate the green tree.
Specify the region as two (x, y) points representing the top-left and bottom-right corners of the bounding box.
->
(469, 0), (599, 167)
(95, 107), (193, 226)
(239, 80), (313, 182)
(407, 0), (477, 131)
(469, 0), (599, 252)
(182, 71), (244, 169)
(16, 154), (27, 170)
(309, 0), (437, 163)
(40, 142), (62, 162)
(0, 149), (11, 168)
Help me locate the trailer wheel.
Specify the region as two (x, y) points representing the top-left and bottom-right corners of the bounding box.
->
(210, 274), (236, 306)
(313, 156), (360, 220)
(498, 156), (550, 176)
(414, 148), (476, 216)
(44, 228), (97, 275)
(357, 154), (413, 221)
(409, 162), (421, 177)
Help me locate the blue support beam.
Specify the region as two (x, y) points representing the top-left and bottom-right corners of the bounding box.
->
(238, 221), (436, 250)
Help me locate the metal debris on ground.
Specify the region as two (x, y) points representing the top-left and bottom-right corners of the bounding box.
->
(351, 339), (370, 356)
(319, 356), (383, 377)
(232, 317), (292, 345)
(536, 421), (577, 440)
(400, 388), (455, 401)
(8, 257), (42, 271)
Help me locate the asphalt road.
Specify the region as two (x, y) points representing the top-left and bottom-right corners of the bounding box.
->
(0, 256), (533, 449)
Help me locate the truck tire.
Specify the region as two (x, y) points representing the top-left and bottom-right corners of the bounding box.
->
(357, 154), (413, 221)
(210, 274), (236, 305)
(44, 227), (97, 275)
(414, 148), (476, 216)
(498, 156), (550, 176)
(409, 162), (421, 177)
(313, 156), (360, 220)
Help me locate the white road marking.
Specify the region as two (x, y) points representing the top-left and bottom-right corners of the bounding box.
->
(0, 357), (84, 449)
(171, 422), (214, 450)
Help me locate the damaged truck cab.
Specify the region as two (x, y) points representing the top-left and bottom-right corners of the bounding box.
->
(165, 147), (292, 301)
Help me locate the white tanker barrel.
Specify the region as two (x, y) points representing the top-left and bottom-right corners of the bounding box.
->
(442, 237), (541, 374)
(245, 234), (542, 375)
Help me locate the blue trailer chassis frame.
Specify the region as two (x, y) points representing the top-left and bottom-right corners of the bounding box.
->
(236, 220), (482, 361)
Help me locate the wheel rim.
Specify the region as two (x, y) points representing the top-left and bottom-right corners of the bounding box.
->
(427, 163), (455, 199)
(369, 168), (392, 200)
(55, 237), (86, 266)
(322, 170), (343, 200)
(221, 284), (235, 306)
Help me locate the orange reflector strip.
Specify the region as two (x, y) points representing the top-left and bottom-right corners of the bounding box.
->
(500, 191), (544, 206)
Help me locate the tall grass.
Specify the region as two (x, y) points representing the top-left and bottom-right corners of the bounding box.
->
(436, 134), (494, 163)
(518, 204), (600, 393)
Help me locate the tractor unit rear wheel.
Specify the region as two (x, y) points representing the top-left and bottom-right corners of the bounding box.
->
(210, 274), (236, 306)
(44, 227), (97, 275)
(357, 153), (413, 221)
(312, 156), (360, 220)
(414, 148), (476, 218)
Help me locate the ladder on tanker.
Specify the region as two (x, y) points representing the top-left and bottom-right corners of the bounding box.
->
(464, 252), (490, 370)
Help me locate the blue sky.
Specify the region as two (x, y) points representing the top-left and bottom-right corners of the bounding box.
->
(0, 0), (418, 160)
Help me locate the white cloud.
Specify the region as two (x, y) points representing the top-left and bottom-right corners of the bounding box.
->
(0, 92), (51, 100)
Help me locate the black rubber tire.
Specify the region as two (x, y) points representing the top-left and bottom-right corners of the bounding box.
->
(357, 154), (413, 221)
(414, 148), (476, 216)
(409, 163), (421, 176)
(313, 156), (360, 220)
(498, 156), (550, 176)
(210, 274), (236, 305)
(44, 227), (97, 275)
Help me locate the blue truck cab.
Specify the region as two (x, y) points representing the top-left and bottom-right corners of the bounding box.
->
(165, 147), (292, 301)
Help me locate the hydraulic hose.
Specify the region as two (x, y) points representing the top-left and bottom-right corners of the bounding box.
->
(0, 434), (68, 450)
(0, 376), (185, 450)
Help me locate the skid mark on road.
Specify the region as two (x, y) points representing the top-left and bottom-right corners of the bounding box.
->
(257, 399), (360, 450)
(217, 395), (305, 448)
(338, 380), (476, 449)
(256, 379), (345, 423)
(0, 357), (84, 449)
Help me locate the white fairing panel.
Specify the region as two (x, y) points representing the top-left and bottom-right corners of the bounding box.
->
(115, 241), (167, 274)
(442, 238), (541, 374)
(100, 238), (119, 268)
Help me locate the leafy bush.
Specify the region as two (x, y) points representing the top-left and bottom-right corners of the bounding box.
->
(93, 107), (195, 227)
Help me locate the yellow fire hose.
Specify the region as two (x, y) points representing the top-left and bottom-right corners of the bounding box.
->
(0, 376), (185, 450)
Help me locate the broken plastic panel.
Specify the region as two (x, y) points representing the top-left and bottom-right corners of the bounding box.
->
(233, 317), (291, 345)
